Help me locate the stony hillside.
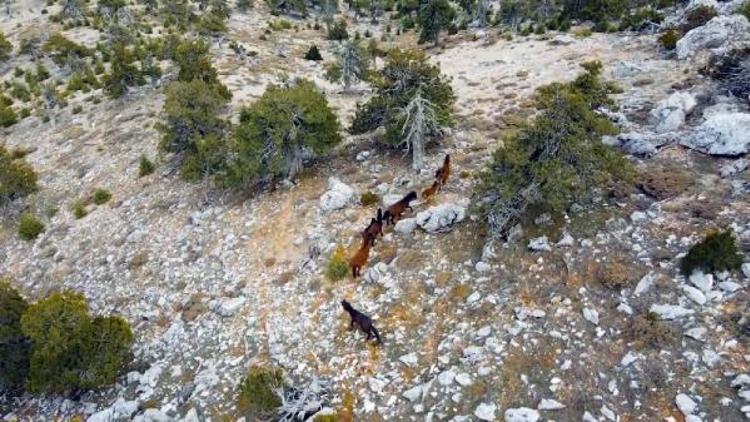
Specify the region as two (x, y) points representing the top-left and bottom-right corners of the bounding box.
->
(2, 0), (750, 421)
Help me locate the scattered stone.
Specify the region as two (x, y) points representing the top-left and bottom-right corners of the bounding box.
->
(549, 34), (576, 46)
(438, 369), (456, 386)
(556, 232), (574, 247)
(621, 351), (639, 367)
(538, 398), (566, 410)
(676, 393), (698, 417)
(681, 285), (707, 305)
(214, 296), (246, 317)
(583, 307), (600, 325)
(649, 304), (695, 320)
(475, 261), (491, 273)
(634, 272), (655, 296)
(685, 327), (707, 342)
(742, 263), (750, 279)
(415, 202), (467, 233)
(720, 159), (748, 178)
(528, 236), (551, 252)
(474, 402), (497, 421)
(394, 218), (418, 234)
(455, 373), (472, 386)
(718, 281), (742, 292)
(689, 270), (714, 292)
(319, 177), (354, 212)
(676, 15), (750, 59)
(681, 112), (750, 156)
(399, 352), (418, 367)
(403, 385), (423, 402)
(504, 407), (540, 422)
(651, 91), (697, 133)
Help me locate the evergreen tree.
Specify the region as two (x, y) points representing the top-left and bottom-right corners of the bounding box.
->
(418, 0), (456, 46)
(223, 79), (342, 186)
(0, 31), (11, 62)
(0, 280), (30, 393)
(398, 88), (441, 170)
(103, 42), (145, 98)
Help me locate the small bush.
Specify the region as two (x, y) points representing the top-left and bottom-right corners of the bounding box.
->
(598, 260), (634, 289)
(237, 366), (284, 416)
(92, 188), (112, 205)
(572, 27), (592, 38)
(18, 213), (45, 241)
(658, 30), (679, 50)
(682, 5), (717, 32)
(72, 201), (88, 219)
(0, 280), (30, 392)
(72, 105), (83, 114)
(268, 19), (292, 31)
(0, 32), (12, 62)
(360, 191), (380, 206)
(328, 20), (349, 40)
(326, 246), (349, 281)
(20, 291), (133, 394)
(304, 45), (323, 61)
(139, 155), (155, 177)
(629, 313), (676, 349)
(0, 144), (39, 204)
(681, 230), (743, 276)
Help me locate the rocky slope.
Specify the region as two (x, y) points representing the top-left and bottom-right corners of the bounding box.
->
(1, 1), (750, 421)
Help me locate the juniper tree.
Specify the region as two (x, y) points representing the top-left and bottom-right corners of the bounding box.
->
(0, 144), (38, 203)
(103, 42), (145, 98)
(475, 61), (633, 238)
(324, 40), (371, 91)
(0, 280), (29, 393)
(351, 49), (454, 167)
(222, 79), (342, 187)
(418, 0), (456, 46)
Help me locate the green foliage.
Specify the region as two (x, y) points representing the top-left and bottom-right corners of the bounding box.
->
(304, 45), (323, 61)
(237, 366), (284, 416)
(237, 0), (254, 11)
(173, 38), (230, 98)
(72, 201), (88, 219)
(328, 20), (349, 40)
(43, 33), (90, 67)
(476, 61), (633, 236)
(222, 79), (342, 186)
(682, 5), (717, 32)
(92, 188), (112, 205)
(739, 0), (750, 20)
(0, 144), (39, 204)
(139, 155), (156, 177)
(351, 49), (454, 147)
(0, 32), (12, 62)
(0, 101), (17, 127)
(619, 6), (663, 31)
(158, 79), (229, 180)
(313, 415), (339, 422)
(18, 213), (45, 241)
(20, 291), (133, 394)
(0, 280), (30, 392)
(104, 43), (146, 98)
(360, 191), (380, 206)
(325, 40), (372, 90)
(326, 245), (350, 281)
(681, 230), (743, 276)
(658, 29), (679, 50)
(418, 0), (456, 46)
(268, 18), (293, 31)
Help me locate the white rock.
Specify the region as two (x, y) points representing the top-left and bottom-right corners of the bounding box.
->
(612, 60), (644, 78)
(685, 327), (707, 341)
(583, 307), (599, 325)
(319, 177), (354, 212)
(621, 351), (639, 367)
(438, 369), (456, 386)
(742, 263), (750, 279)
(650, 304), (695, 320)
(601, 405), (617, 421)
(528, 236), (551, 252)
(676, 15), (750, 59)
(719, 281), (742, 293)
(634, 272), (655, 295)
(179, 408), (199, 422)
(475, 261), (491, 273)
(504, 407), (540, 422)
(689, 270), (714, 292)
(681, 112), (750, 156)
(676, 393), (698, 416)
(215, 296), (246, 317)
(402, 385), (423, 402)
(538, 398), (566, 410)
(415, 203), (466, 233)
(732, 374), (750, 388)
(394, 217), (418, 234)
(682, 285), (707, 305)
(720, 158), (748, 177)
(703, 349), (721, 367)
(139, 409), (171, 422)
(455, 373), (472, 386)
(474, 402), (497, 421)
(556, 232), (574, 247)
(549, 34), (576, 45)
(399, 352), (418, 367)
(617, 302), (633, 315)
(651, 92), (697, 133)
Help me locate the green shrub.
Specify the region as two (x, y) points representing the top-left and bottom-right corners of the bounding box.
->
(658, 29), (679, 50)
(619, 7), (663, 31)
(682, 5), (717, 32)
(326, 245), (349, 281)
(103, 42), (146, 98)
(222, 79), (341, 186)
(237, 366), (284, 417)
(418, 0), (456, 46)
(0, 144), (39, 203)
(360, 191), (380, 206)
(681, 230), (743, 276)
(476, 61), (633, 236)
(268, 18), (292, 31)
(0, 99), (17, 127)
(92, 188), (112, 205)
(72, 201), (88, 219)
(0, 32), (12, 62)
(173, 38), (230, 99)
(304, 44), (323, 61)
(72, 105), (83, 114)
(739, 0), (750, 20)
(328, 20), (349, 40)
(0, 280), (30, 392)
(20, 291), (133, 394)
(18, 213), (45, 241)
(43, 33), (90, 67)
(139, 155), (155, 177)
(158, 79), (230, 180)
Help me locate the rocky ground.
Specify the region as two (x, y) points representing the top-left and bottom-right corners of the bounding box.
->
(2, 1), (750, 421)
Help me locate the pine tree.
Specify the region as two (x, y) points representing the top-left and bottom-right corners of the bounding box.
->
(418, 0), (456, 46)
(398, 88), (441, 170)
(103, 42), (144, 98)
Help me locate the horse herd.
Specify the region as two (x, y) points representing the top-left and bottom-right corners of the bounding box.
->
(341, 154), (452, 344)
